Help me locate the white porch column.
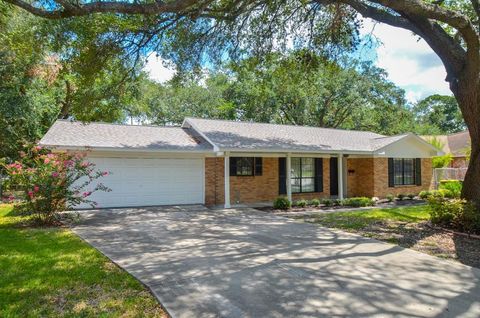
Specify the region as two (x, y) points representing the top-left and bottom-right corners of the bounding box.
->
(224, 153), (231, 208)
(338, 154), (344, 200)
(286, 153), (292, 202)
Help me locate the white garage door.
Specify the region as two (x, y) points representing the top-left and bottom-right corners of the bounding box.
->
(77, 157), (204, 209)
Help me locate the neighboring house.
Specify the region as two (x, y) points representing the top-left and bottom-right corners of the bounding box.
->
(40, 118), (440, 209)
(422, 131), (470, 168)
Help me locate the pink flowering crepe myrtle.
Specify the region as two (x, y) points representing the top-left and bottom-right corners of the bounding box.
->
(2, 144), (111, 222)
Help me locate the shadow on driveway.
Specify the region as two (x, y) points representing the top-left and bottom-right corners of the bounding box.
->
(72, 206), (480, 318)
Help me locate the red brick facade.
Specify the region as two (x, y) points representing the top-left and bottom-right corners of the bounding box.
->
(205, 156), (433, 205)
(205, 157), (330, 206)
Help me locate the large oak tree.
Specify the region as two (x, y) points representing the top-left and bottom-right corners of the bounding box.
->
(2, 0), (480, 205)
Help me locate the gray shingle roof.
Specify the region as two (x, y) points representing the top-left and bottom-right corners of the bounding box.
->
(184, 118), (395, 152)
(421, 131), (470, 157)
(40, 120), (212, 151)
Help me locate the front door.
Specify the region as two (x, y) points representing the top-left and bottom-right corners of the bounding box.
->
(330, 157), (338, 196)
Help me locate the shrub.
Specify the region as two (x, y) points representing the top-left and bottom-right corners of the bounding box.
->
(407, 193), (415, 200)
(419, 191), (431, 199)
(342, 197), (375, 207)
(428, 197), (480, 234)
(322, 199), (333, 207)
(386, 194), (394, 202)
(310, 199), (320, 207)
(294, 199), (307, 208)
(430, 189), (454, 199)
(2, 145), (110, 224)
(333, 199), (342, 206)
(439, 180), (462, 198)
(273, 196), (291, 210)
(397, 194), (406, 200)
(432, 154), (453, 169)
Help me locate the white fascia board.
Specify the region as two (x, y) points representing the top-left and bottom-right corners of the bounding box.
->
(218, 147), (373, 156)
(374, 133), (442, 157)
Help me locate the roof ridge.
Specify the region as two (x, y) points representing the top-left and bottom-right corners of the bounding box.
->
(56, 119), (182, 129)
(185, 117), (385, 135)
(372, 133), (410, 140)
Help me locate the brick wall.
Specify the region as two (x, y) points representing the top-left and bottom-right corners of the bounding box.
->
(346, 158), (375, 197)
(205, 157), (330, 205)
(372, 157), (433, 198)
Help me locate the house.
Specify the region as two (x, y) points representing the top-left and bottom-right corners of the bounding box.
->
(39, 118), (440, 209)
(421, 131), (470, 168)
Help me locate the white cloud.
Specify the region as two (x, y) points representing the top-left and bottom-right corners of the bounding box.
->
(360, 19), (451, 102)
(144, 55), (176, 83)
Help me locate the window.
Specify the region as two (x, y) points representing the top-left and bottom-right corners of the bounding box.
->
(291, 157), (315, 193)
(230, 157), (262, 176)
(393, 158), (415, 186)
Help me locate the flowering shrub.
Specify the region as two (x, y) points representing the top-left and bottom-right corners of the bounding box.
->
(2, 145), (110, 224)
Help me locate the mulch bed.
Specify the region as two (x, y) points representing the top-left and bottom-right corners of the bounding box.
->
(303, 218), (480, 269)
(256, 199), (425, 214)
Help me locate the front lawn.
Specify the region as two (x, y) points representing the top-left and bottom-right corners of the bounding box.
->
(0, 204), (166, 317)
(293, 205), (480, 268)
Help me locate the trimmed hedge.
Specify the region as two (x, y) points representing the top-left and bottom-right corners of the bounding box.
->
(273, 196), (291, 210)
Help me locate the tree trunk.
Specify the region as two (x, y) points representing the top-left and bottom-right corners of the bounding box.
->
(456, 80), (480, 207)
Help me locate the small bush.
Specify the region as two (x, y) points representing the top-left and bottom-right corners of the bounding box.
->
(439, 180), (462, 198)
(428, 197), (480, 234)
(397, 194), (406, 200)
(322, 199), (333, 207)
(294, 199), (307, 208)
(333, 199), (343, 206)
(386, 194), (394, 202)
(407, 193), (415, 200)
(430, 189), (454, 199)
(273, 196), (291, 210)
(310, 199), (320, 207)
(342, 197), (375, 207)
(419, 191), (431, 199)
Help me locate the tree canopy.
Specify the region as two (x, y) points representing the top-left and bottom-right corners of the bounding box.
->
(2, 0), (480, 202)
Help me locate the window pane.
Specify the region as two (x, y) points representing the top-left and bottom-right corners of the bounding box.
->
(403, 159), (415, 185)
(394, 159), (403, 185)
(291, 158), (301, 178)
(236, 158), (253, 176)
(302, 178), (314, 192)
(301, 158), (314, 177)
(291, 178), (301, 193)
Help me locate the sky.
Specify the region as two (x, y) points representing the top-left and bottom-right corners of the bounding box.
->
(144, 18), (453, 103)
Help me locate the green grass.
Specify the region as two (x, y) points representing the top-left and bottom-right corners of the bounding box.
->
(301, 205), (430, 230)
(0, 204), (165, 318)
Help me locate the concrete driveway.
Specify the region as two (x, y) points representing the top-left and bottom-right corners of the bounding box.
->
(72, 206), (480, 318)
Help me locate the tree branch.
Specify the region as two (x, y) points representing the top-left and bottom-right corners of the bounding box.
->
(2, 0), (202, 18)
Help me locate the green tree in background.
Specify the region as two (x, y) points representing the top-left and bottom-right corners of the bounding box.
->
(138, 51), (414, 135)
(413, 95), (466, 135)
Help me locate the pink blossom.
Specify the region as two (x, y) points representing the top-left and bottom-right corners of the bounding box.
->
(19, 151), (26, 158)
(34, 146), (42, 151)
(44, 158), (51, 164)
(52, 172), (59, 178)
(82, 191), (92, 197)
(27, 191), (34, 199)
(64, 160), (74, 167)
(8, 195), (15, 202)
(34, 185), (40, 192)
(102, 171), (109, 176)
(80, 162), (89, 168)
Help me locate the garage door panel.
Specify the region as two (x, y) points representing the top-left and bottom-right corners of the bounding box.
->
(75, 157), (204, 209)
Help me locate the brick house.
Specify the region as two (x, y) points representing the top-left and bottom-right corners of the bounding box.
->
(40, 118), (440, 209)
(422, 131), (470, 168)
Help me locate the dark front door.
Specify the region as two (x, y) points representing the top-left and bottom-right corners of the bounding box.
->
(330, 157), (338, 196)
